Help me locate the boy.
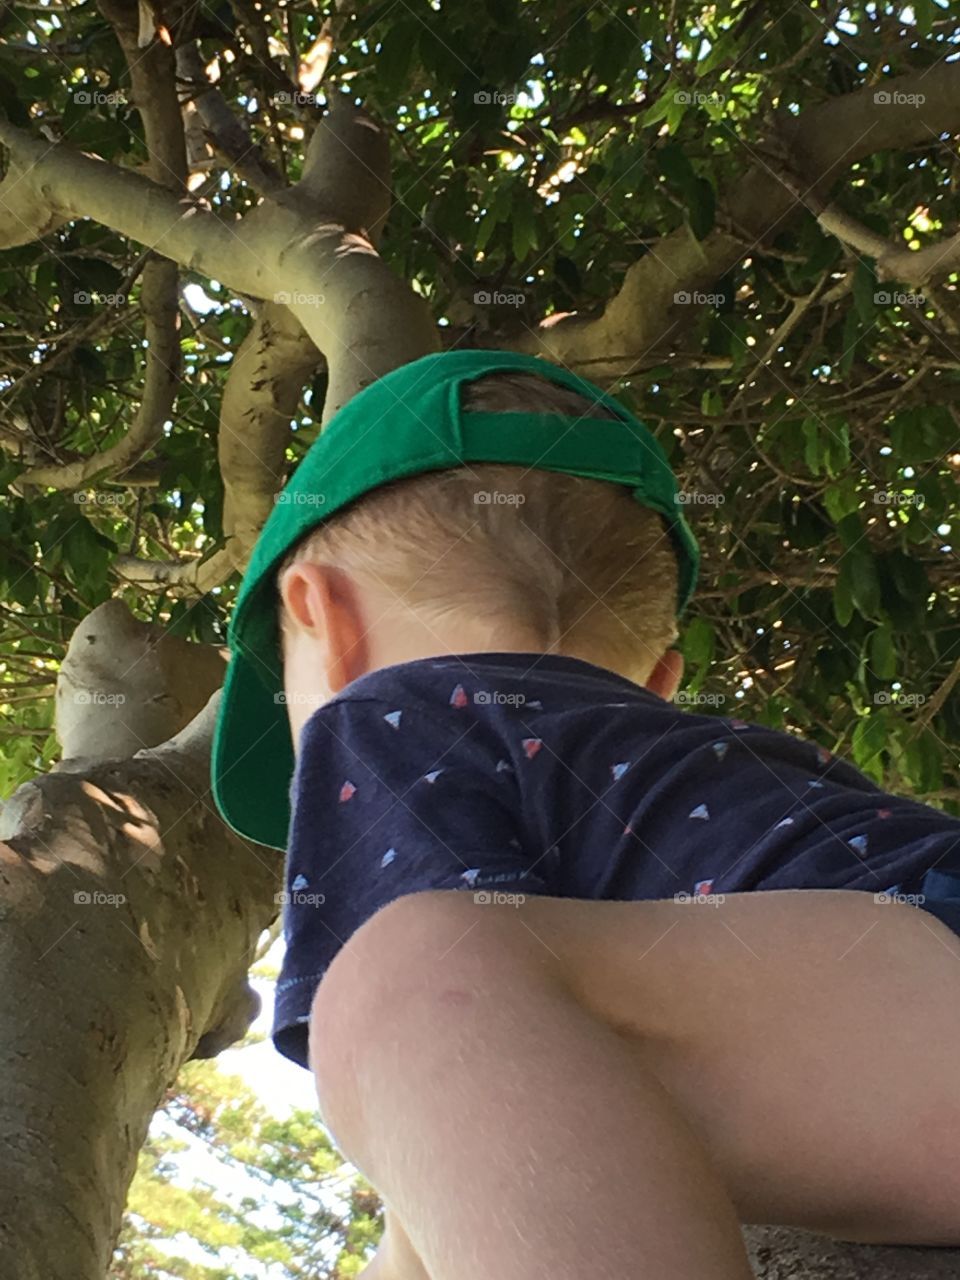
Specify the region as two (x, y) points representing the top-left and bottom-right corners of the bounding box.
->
(213, 350), (960, 1280)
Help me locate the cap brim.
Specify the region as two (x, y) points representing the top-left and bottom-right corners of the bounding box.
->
(212, 649), (294, 851)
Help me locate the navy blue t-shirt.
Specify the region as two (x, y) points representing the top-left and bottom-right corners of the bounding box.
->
(274, 652), (960, 1067)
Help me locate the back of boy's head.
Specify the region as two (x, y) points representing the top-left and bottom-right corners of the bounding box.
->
(279, 372), (679, 682)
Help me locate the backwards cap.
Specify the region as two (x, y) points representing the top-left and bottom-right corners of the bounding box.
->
(212, 349), (699, 849)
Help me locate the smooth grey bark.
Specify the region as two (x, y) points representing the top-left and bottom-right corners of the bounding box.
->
(0, 601), (280, 1280)
(0, 106), (437, 418)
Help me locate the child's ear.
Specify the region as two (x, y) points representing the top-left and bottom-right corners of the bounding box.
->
(279, 561), (325, 635)
(279, 562), (369, 693)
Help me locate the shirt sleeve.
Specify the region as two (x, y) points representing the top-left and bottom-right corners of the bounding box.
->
(273, 694), (550, 1065)
(621, 718), (960, 904)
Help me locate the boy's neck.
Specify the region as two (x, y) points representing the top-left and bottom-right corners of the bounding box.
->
(362, 610), (637, 685)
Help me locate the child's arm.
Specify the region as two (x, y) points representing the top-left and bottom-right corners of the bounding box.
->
(273, 691), (553, 1069)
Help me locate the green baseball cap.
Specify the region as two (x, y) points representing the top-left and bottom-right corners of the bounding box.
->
(212, 349), (699, 849)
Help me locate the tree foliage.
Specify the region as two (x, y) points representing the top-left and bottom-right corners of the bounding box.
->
(110, 1056), (382, 1278)
(1, 0), (959, 1268)
(3, 2), (959, 806)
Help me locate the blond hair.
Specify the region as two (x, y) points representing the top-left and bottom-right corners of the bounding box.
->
(279, 372), (679, 681)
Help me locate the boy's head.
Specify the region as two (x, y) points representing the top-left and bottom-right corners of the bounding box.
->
(277, 372), (683, 748)
(212, 349), (699, 850)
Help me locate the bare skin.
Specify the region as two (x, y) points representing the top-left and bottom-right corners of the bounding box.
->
(311, 890), (960, 1279)
(353, 1215), (428, 1280)
(280, 559), (960, 1278)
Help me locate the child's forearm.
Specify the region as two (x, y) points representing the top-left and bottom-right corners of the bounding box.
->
(361, 1209), (431, 1280)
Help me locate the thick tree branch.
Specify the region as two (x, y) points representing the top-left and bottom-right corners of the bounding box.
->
(111, 303), (322, 590)
(513, 61), (960, 377)
(17, 0), (185, 491)
(98, 0), (187, 189)
(108, 108), (418, 591)
(816, 204), (960, 285)
(2, 105), (434, 592)
(0, 142), (72, 245)
(18, 255), (181, 488)
(0, 120), (278, 295)
(761, 143), (960, 287)
(218, 302), (323, 566)
(743, 1225), (960, 1280)
(0, 600), (278, 1277)
(53, 598), (227, 763)
(0, 108), (433, 377)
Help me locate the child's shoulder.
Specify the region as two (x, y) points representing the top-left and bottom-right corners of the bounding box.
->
(328, 651), (660, 714)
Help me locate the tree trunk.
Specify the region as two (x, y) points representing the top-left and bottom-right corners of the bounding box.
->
(744, 1226), (960, 1279)
(0, 602), (280, 1279)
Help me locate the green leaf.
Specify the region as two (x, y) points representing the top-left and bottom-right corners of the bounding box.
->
(921, 405), (958, 457)
(592, 23), (629, 85)
(657, 141), (697, 190)
(511, 200), (537, 262)
(9, 569), (37, 607)
(763, 697), (785, 731)
(475, 208), (499, 253)
(852, 260), (878, 326)
(641, 93), (673, 127)
(682, 616), (715, 669)
(688, 177), (715, 240)
(868, 625), (896, 680)
(902, 729), (942, 793)
(816, 644), (856, 691)
(665, 96), (688, 135)
(63, 517), (114, 598)
(419, 119), (447, 145)
(913, 0), (936, 36)
(832, 569), (854, 628)
(851, 713), (887, 775)
(835, 512), (863, 550)
(838, 308), (861, 377)
(801, 417), (820, 475)
(888, 408), (914, 458)
(700, 389), (723, 416)
(843, 547), (882, 621)
(823, 478), (860, 523)
(822, 416), (851, 478)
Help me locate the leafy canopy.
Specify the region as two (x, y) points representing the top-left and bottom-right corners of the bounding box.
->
(1, 0), (958, 805)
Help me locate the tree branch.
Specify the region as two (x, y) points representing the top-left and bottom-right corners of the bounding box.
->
(111, 107), (423, 591)
(0, 603), (278, 1276)
(822, 210), (960, 286)
(0, 120), (278, 296)
(764, 154), (960, 287)
(2, 103), (435, 591)
(512, 60), (960, 376)
(0, 107), (434, 373)
(175, 42), (285, 196)
(16, 0), (185, 491)
(18, 255), (181, 488)
(113, 546), (237, 593)
(217, 302), (323, 566)
(53, 598), (226, 764)
(912, 655), (960, 738)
